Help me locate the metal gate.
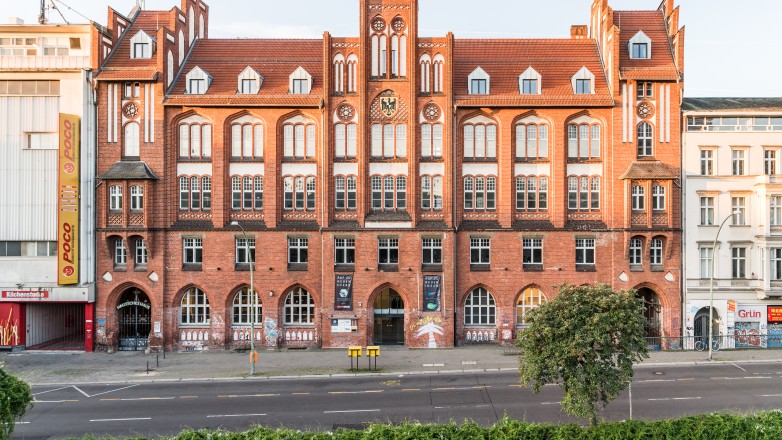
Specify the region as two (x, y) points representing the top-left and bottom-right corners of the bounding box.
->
(694, 307), (719, 345)
(117, 289), (151, 351)
(26, 304), (85, 350)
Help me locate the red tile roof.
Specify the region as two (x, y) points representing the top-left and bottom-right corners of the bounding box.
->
(95, 68), (159, 81)
(97, 10), (168, 81)
(619, 161), (679, 180)
(453, 39), (612, 107)
(165, 39), (323, 104)
(614, 10), (679, 81)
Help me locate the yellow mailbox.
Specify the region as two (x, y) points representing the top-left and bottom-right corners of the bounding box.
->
(366, 346), (380, 371)
(348, 345), (363, 370)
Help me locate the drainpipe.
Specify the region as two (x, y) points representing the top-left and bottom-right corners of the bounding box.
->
(453, 103), (459, 346)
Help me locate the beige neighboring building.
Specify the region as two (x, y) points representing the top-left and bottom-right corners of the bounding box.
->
(683, 98), (782, 349)
(0, 17), (112, 351)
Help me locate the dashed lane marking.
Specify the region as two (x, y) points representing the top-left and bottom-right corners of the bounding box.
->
(757, 394), (782, 397)
(401, 388), (420, 391)
(329, 390), (384, 394)
(34, 400), (79, 403)
(207, 413), (267, 418)
(179, 396), (198, 399)
(291, 392), (310, 395)
(218, 393), (280, 398)
(90, 417), (151, 422)
(648, 397), (701, 401)
(121, 397), (176, 401)
(541, 402), (561, 405)
(324, 409), (380, 414)
(435, 404), (491, 409)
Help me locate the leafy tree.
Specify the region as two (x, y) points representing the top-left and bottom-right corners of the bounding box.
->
(517, 284), (648, 426)
(0, 363), (33, 440)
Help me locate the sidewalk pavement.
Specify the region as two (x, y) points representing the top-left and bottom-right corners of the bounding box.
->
(4, 346), (782, 385)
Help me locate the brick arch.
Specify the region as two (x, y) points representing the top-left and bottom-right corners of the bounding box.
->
(366, 281), (413, 312)
(279, 283), (320, 307)
(223, 283), (264, 310)
(631, 282), (671, 314)
(563, 109), (608, 127)
(171, 109), (214, 126)
(511, 110), (555, 128)
(225, 109), (266, 126)
(172, 283), (213, 310)
(102, 283), (155, 347)
(513, 284), (550, 326)
(458, 109), (498, 127)
(460, 283), (498, 307)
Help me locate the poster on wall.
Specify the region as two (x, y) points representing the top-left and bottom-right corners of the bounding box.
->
(331, 319), (352, 333)
(768, 306), (782, 348)
(58, 113), (80, 285)
(423, 275), (441, 312)
(334, 274), (353, 311)
(734, 305), (767, 348)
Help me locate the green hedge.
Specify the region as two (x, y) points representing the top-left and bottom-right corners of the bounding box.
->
(114, 412), (782, 440)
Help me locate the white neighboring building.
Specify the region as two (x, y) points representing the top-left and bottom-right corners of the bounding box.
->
(683, 98), (782, 349)
(0, 18), (111, 351)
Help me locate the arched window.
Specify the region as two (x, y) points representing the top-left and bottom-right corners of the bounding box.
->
(283, 116), (316, 159)
(463, 116), (497, 159)
(333, 54), (345, 94)
(630, 237), (643, 265)
(346, 54), (358, 93)
(568, 123), (601, 160)
(637, 122), (653, 157)
(465, 287), (496, 326)
(516, 286), (546, 326)
(180, 287), (209, 325)
(178, 115), (212, 159)
(284, 287), (315, 325)
(232, 287), (262, 325)
(515, 123), (548, 160)
(420, 54), (431, 93)
(433, 54), (445, 93)
(199, 14), (205, 39)
(124, 122), (140, 157)
(231, 116), (263, 159)
(188, 6), (195, 45)
(167, 51), (174, 86)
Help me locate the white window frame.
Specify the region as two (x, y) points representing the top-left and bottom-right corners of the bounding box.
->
(732, 196), (746, 225)
(109, 185), (123, 211)
(185, 66), (211, 94)
(772, 196), (782, 226)
(575, 238), (595, 265)
(232, 287), (262, 325)
(464, 287), (495, 326)
(284, 287), (315, 326)
(130, 185), (143, 211)
(732, 149), (746, 176)
(700, 149), (714, 176)
(470, 237), (490, 265)
(632, 185), (645, 211)
(378, 238), (399, 265)
(732, 246), (747, 279)
(699, 246), (714, 278)
(288, 238), (308, 264)
(114, 238), (126, 266)
(129, 31), (154, 59)
(518, 66), (541, 95)
(650, 238), (663, 266)
(183, 238), (203, 264)
(522, 238), (543, 265)
(335, 238), (355, 265)
(700, 196), (715, 225)
(135, 238), (147, 266)
(571, 66), (595, 94)
(652, 185), (666, 211)
(467, 67), (490, 95)
(235, 237), (256, 264)
(516, 287), (545, 326)
(628, 31), (652, 60)
(289, 66), (312, 95)
(422, 238), (442, 265)
(180, 287), (210, 325)
(237, 66), (262, 94)
(630, 238), (643, 265)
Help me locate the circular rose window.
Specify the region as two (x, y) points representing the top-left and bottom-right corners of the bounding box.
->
(337, 103), (355, 121)
(371, 17), (385, 32)
(123, 102), (140, 119)
(392, 17), (406, 32)
(423, 103), (440, 121)
(637, 101), (655, 119)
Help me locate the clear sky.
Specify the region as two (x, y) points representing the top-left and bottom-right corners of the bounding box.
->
(5, 0), (779, 97)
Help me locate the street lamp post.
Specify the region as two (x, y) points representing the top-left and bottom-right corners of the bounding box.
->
(708, 211), (740, 361)
(231, 221), (256, 375)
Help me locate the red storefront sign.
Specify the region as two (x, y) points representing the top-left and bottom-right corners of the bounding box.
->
(1, 291), (50, 300)
(768, 306), (782, 323)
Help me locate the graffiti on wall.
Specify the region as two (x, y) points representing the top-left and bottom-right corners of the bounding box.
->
(264, 317), (278, 346)
(411, 316), (444, 348)
(1, 308), (20, 346)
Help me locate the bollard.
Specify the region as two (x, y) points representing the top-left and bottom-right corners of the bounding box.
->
(156, 353), (159, 368)
(366, 346), (380, 371)
(163, 347), (166, 359)
(146, 360), (149, 374)
(348, 346), (363, 371)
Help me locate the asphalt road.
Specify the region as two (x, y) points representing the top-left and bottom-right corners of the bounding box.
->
(14, 362), (782, 439)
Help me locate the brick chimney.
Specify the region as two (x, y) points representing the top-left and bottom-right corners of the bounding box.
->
(570, 25), (588, 39)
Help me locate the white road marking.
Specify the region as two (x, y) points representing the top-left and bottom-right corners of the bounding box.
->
(732, 363), (747, 372)
(435, 404), (490, 409)
(90, 417), (151, 422)
(33, 400), (79, 403)
(648, 397), (701, 401)
(329, 390), (384, 394)
(16, 422), (30, 424)
(637, 379), (677, 383)
(207, 413), (267, 418)
(462, 361), (477, 365)
(32, 386), (70, 396)
(72, 386), (90, 397)
(120, 397), (176, 401)
(757, 394), (782, 397)
(90, 384), (139, 397)
(218, 393), (280, 398)
(541, 402), (561, 405)
(324, 409), (381, 414)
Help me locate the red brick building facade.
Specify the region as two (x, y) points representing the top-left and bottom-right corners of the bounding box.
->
(94, 0), (684, 351)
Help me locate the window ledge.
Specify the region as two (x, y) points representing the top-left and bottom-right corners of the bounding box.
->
(334, 263), (355, 272)
(134, 265), (147, 272)
(730, 225), (751, 228)
(287, 263), (308, 272)
(463, 158), (498, 163)
(109, 210), (123, 214)
(113, 265), (127, 272)
(234, 263), (255, 272)
(178, 323), (210, 328)
(378, 264), (399, 272)
(422, 264), (443, 272)
(230, 157), (264, 163)
(182, 263), (203, 272)
(283, 324), (316, 328)
(177, 158), (212, 163)
(650, 265), (663, 272)
(523, 264), (543, 272)
(130, 210), (143, 214)
(282, 158), (317, 163)
(630, 265), (643, 272)
(515, 158), (551, 163)
(576, 264), (596, 272)
(470, 264), (491, 272)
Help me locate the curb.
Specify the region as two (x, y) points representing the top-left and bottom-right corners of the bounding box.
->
(23, 358), (782, 386)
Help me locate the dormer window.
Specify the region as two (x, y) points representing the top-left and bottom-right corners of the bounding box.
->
(628, 31), (652, 60)
(185, 67), (211, 95)
(468, 67), (490, 95)
(289, 66), (312, 95)
(129, 31), (155, 59)
(519, 67), (542, 95)
(571, 67), (595, 95)
(237, 66), (262, 94)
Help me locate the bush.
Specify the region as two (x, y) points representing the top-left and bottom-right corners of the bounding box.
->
(0, 365), (33, 440)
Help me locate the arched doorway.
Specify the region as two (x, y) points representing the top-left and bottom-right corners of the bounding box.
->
(116, 288), (151, 351)
(636, 288), (662, 339)
(373, 288), (404, 345)
(694, 307), (720, 343)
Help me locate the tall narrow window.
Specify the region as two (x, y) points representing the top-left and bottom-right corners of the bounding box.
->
(114, 239), (126, 267)
(421, 123), (443, 159)
(700, 150), (714, 176)
(130, 186), (143, 211)
(772, 196), (782, 226)
(179, 177), (189, 210)
(652, 185), (666, 211)
(516, 124), (548, 160)
(650, 238), (663, 266)
(700, 197), (714, 225)
(135, 239), (148, 266)
(731, 247), (747, 279)
(568, 124), (600, 160)
(335, 176), (346, 210)
(765, 150), (778, 175)
(464, 122), (497, 159)
(732, 197), (746, 225)
(637, 122), (652, 157)
(699, 247), (713, 278)
(283, 121), (316, 160)
(630, 238), (643, 266)
(632, 185), (645, 211)
(732, 149), (746, 175)
(334, 123), (357, 159)
(109, 185), (123, 211)
(254, 176), (263, 210)
(124, 122), (140, 157)
(421, 176), (431, 210)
